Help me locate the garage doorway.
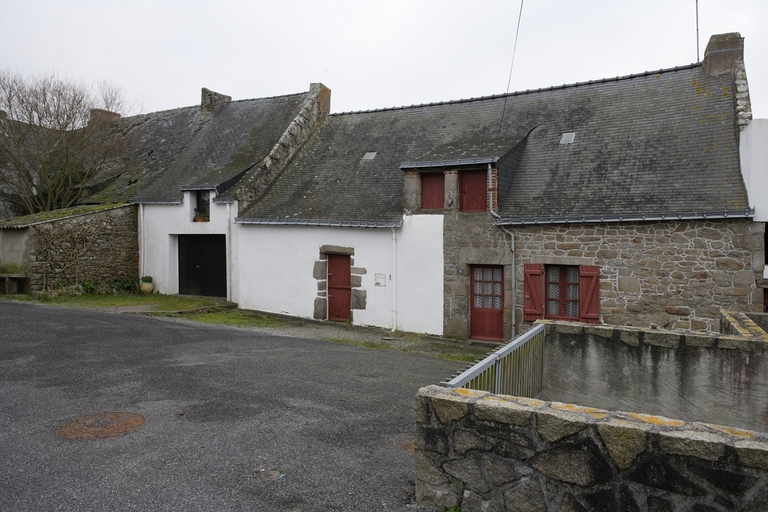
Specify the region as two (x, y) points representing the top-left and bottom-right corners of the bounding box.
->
(178, 235), (227, 297)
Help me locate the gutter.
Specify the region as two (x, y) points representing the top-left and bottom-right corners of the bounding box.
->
(401, 156), (499, 170)
(494, 209), (755, 225)
(235, 218), (402, 228)
(130, 200), (183, 205)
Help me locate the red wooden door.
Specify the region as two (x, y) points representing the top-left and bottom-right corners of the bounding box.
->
(470, 265), (504, 341)
(327, 254), (351, 321)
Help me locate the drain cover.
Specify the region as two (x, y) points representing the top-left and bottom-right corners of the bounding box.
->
(56, 412), (145, 440)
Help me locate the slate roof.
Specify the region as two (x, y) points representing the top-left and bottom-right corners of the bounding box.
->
(87, 91), (312, 204)
(238, 63), (749, 226)
(0, 203), (128, 229)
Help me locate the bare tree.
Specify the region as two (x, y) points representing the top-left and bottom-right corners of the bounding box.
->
(0, 71), (125, 216)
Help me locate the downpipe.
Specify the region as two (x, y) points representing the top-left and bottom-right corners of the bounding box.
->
(488, 163), (516, 338)
(391, 226), (398, 331)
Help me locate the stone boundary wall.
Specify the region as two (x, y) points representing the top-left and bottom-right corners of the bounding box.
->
(540, 320), (767, 434)
(25, 205), (138, 291)
(415, 384), (768, 511)
(721, 310), (768, 341)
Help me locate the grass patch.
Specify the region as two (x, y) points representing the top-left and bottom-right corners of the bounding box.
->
(184, 309), (293, 327)
(40, 293), (219, 311)
(330, 338), (386, 350)
(0, 263), (24, 274)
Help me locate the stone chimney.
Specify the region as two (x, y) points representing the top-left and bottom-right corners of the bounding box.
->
(201, 88), (231, 117)
(703, 32), (744, 76)
(88, 108), (121, 126)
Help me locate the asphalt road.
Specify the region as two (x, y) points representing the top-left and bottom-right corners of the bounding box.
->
(0, 302), (463, 511)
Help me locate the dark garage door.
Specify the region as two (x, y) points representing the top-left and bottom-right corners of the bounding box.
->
(178, 235), (227, 297)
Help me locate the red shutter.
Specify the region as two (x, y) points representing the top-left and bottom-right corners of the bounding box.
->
(579, 265), (600, 324)
(524, 264), (543, 321)
(421, 173), (445, 209)
(460, 170), (488, 212)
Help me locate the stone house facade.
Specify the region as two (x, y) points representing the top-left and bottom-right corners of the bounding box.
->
(227, 32), (765, 338)
(514, 219), (764, 333)
(4, 33), (763, 341)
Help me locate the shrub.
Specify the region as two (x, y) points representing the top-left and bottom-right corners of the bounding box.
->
(140, 275), (153, 284)
(110, 276), (137, 293)
(80, 280), (97, 294)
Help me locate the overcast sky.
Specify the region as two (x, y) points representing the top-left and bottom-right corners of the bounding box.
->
(2, 1), (766, 118)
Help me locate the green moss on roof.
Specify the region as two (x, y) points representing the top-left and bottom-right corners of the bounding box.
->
(0, 203), (129, 229)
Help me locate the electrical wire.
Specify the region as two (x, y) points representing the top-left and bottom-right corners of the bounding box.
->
(499, 0), (525, 132)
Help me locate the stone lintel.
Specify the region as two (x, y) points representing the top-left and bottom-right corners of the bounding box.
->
(319, 245), (354, 256)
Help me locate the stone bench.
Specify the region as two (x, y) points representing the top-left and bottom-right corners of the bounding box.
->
(0, 274), (30, 295)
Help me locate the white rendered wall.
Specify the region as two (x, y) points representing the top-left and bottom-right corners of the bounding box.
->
(395, 215), (444, 334)
(236, 214), (444, 334)
(741, 119), (768, 222)
(740, 119), (768, 279)
(140, 191), (234, 296)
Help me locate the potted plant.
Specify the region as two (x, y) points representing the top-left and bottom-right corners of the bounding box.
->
(193, 209), (209, 222)
(140, 275), (154, 294)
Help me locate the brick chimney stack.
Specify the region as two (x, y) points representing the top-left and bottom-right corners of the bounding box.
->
(201, 88), (231, 117)
(88, 108), (121, 126)
(703, 32), (744, 76)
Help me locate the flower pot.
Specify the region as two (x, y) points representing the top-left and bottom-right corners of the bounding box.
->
(140, 282), (154, 294)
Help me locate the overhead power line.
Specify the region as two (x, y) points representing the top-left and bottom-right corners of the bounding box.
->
(499, 0), (525, 132)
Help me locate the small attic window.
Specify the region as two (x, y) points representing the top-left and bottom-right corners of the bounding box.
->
(559, 132), (576, 144)
(362, 151), (377, 161)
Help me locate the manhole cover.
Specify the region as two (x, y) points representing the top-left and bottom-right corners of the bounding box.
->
(56, 412), (145, 440)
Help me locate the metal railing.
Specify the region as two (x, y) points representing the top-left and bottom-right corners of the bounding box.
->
(443, 323), (546, 398)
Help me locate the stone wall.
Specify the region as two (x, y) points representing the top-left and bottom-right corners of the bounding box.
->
(25, 206), (138, 291)
(541, 319), (768, 433)
(443, 211), (513, 340)
(415, 384), (768, 511)
(515, 218), (764, 332)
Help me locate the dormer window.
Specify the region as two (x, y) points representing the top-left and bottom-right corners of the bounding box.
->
(194, 190), (210, 222)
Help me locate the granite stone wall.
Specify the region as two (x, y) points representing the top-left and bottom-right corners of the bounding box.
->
(24, 206), (138, 291)
(415, 384), (768, 511)
(443, 212), (513, 340)
(515, 218), (764, 332)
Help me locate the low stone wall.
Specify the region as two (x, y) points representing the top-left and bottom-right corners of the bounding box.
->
(415, 385), (768, 511)
(541, 319), (768, 433)
(25, 205), (138, 291)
